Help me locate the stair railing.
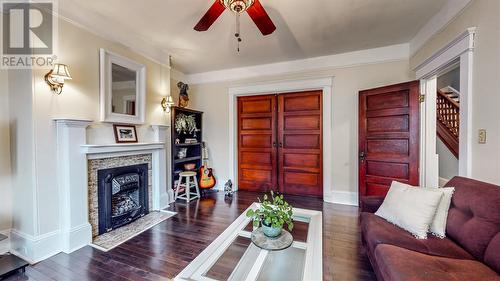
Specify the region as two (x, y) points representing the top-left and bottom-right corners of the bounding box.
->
(437, 90), (460, 138)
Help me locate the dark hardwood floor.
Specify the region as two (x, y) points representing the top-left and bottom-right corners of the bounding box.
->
(4, 191), (376, 281)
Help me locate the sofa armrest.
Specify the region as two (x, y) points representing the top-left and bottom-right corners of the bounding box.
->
(360, 196), (385, 213)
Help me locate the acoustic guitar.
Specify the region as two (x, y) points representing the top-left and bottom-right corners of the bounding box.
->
(199, 142), (216, 189)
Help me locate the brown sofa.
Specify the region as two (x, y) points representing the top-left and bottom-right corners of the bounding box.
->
(360, 177), (500, 281)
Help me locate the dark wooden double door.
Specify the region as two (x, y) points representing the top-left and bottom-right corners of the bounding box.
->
(238, 91), (323, 197)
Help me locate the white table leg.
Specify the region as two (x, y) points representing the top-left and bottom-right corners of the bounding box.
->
(175, 176), (182, 201)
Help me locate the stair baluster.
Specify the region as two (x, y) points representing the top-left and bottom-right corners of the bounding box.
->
(436, 90), (460, 158)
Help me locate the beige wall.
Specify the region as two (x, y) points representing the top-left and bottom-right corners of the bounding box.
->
(437, 138), (458, 180)
(411, 0), (500, 184)
(0, 70), (12, 231)
(11, 18), (171, 236)
(189, 60), (412, 198)
(437, 66), (460, 91)
(32, 18), (170, 125)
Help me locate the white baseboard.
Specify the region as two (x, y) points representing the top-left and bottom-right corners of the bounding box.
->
(0, 229), (11, 254)
(10, 223), (94, 262)
(10, 229), (61, 264)
(232, 186), (358, 206)
(61, 223), (92, 254)
(328, 191), (358, 206)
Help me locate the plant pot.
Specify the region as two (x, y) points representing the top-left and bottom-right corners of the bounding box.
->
(262, 222), (282, 238)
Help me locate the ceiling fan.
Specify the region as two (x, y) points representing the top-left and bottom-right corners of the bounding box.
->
(194, 0), (276, 45)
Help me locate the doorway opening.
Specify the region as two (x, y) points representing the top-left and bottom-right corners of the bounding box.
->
(436, 62), (460, 186)
(415, 28), (475, 188)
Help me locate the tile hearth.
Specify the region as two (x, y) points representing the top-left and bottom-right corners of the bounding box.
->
(91, 211), (175, 251)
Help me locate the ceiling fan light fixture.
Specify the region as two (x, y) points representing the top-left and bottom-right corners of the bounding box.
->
(220, 0), (254, 13)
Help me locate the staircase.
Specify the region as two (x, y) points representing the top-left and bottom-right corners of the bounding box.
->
(436, 87), (459, 158)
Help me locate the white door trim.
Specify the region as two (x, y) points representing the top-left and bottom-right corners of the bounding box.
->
(228, 77), (335, 202)
(414, 27), (475, 185)
(419, 77), (439, 188)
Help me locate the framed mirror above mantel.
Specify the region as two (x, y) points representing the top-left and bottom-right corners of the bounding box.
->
(100, 48), (146, 124)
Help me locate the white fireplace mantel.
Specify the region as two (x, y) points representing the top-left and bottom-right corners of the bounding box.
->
(53, 118), (172, 255)
(82, 142), (165, 156)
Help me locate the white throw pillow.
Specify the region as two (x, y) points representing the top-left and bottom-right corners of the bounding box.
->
(426, 187), (455, 238)
(375, 181), (443, 239)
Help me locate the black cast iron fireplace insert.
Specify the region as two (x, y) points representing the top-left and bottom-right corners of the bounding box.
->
(97, 163), (149, 235)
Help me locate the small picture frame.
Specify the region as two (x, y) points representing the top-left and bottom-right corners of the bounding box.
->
(113, 124), (138, 143)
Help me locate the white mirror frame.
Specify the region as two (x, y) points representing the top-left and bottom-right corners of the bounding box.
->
(100, 48), (146, 124)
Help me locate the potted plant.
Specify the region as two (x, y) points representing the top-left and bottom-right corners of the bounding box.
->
(246, 191), (294, 237)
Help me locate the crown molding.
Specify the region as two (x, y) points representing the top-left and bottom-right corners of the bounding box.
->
(56, 3), (170, 67)
(409, 0), (473, 57)
(185, 43), (409, 85)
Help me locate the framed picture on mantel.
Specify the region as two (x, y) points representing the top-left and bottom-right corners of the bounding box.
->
(113, 124), (138, 143)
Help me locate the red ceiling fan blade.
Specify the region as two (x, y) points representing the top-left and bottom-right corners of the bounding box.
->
(246, 0), (276, 36)
(194, 1), (226, 31)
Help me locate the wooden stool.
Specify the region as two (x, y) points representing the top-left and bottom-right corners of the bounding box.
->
(174, 171), (201, 203)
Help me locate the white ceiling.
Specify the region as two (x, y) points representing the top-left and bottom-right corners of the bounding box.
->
(59, 0), (448, 74)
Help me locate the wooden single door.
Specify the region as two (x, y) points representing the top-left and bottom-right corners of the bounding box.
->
(238, 95), (278, 192)
(278, 91), (323, 197)
(359, 81), (420, 200)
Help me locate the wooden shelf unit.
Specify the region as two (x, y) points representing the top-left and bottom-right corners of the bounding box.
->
(175, 142), (202, 147)
(174, 156), (202, 164)
(170, 106), (203, 190)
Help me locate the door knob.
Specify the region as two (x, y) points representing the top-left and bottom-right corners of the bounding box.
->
(273, 142), (277, 148)
(359, 151), (366, 162)
(279, 142), (283, 148)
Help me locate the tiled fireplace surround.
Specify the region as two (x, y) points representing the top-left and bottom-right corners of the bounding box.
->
(54, 119), (172, 254)
(88, 154), (153, 237)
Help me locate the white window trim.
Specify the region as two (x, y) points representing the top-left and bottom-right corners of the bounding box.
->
(414, 27), (475, 186)
(227, 77), (336, 203)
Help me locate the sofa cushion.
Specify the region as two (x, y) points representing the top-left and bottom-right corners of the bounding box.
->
(361, 212), (473, 260)
(444, 177), (500, 265)
(427, 187), (455, 238)
(375, 181), (444, 239)
(374, 244), (499, 281)
(484, 233), (500, 273)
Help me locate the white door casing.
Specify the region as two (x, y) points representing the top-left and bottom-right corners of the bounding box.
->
(414, 28), (475, 185)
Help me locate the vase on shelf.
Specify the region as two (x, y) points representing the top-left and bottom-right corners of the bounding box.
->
(177, 148), (187, 159)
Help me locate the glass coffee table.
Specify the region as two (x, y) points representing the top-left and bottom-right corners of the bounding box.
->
(175, 203), (322, 281)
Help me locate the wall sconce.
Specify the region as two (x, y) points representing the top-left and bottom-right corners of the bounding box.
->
(45, 63), (72, 95)
(161, 96), (174, 113)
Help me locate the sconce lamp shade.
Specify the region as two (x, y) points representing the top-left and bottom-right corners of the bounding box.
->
(161, 96), (175, 112)
(50, 63), (72, 80)
(165, 96), (174, 104)
(45, 63), (72, 94)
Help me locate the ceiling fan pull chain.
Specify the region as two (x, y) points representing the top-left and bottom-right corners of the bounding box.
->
(235, 13), (242, 52)
(235, 12), (240, 38)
